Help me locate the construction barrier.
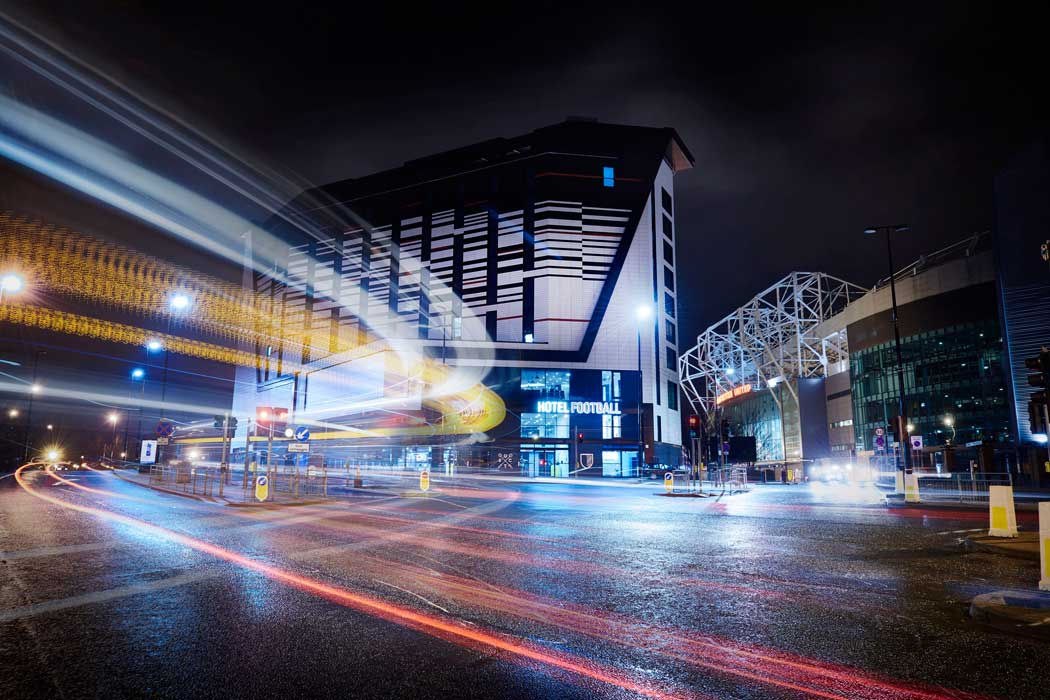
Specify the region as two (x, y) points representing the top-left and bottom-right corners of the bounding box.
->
(904, 473), (920, 503)
(987, 485), (1018, 538)
(1040, 501), (1050, 592)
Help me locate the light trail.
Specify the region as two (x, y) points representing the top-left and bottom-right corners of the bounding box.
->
(13, 465), (700, 700)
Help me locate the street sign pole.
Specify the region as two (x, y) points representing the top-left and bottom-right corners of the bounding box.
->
(242, 418), (252, 490)
(218, 411), (230, 497)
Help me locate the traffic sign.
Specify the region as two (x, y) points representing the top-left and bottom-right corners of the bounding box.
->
(910, 435), (923, 450)
(875, 427), (885, 437)
(255, 475), (269, 502)
(287, 443), (309, 453)
(140, 440), (157, 464)
(874, 435), (886, 449)
(293, 426), (310, 442)
(420, 470), (430, 492)
(156, 420), (175, 437)
(664, 472), (674, 493)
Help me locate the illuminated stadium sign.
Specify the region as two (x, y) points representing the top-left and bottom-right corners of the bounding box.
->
(536, 400), (621, 415)
(715, 384), (753, 406)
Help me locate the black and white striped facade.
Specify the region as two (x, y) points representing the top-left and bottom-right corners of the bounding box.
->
(242, 121), (693, 471)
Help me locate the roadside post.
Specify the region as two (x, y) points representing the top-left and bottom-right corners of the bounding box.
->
(904, 472), (921, 503)
(1039, 501), (1050, 591)
(987, 484), (1019, 538)
(255, 474), (269, 502)
(420, 469), (430, 493)
(664, 471), (673, 493)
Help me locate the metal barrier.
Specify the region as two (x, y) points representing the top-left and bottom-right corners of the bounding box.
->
(706, 467), (749, 494)
(915, 472), (1012, 503)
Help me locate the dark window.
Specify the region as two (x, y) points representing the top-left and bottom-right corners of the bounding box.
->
(663, 240), (674, 264)
(666, 347), (677, 370)
(663, 266), (674, 292)
(664, 291), (675, 318)
(662, 214), (673, 240)
(665, 320), (676, 344)
(661, 188), (672, 215)
(827, 389), (851, 401)
(668, 381), (678, 411)
(657, 415), (663, 443)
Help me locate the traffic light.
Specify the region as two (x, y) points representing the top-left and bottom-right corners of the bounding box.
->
(1029, 393), (1048, 435)
(576, 431), (584, 443)
(688, 415), (699, 428)
(213, 415), (239, 430)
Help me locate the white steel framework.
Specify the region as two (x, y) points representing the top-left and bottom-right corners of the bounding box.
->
(679, 272), (865, 416)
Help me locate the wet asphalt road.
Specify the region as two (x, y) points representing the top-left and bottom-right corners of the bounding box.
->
(1, 468), (1047, 700)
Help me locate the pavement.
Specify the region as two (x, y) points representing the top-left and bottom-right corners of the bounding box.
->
(4, 469), (1050, 699)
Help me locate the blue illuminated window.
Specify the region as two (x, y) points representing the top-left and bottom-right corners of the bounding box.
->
(602, 166), (614, 187)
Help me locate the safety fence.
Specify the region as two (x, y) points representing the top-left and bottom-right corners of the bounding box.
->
(150, 463), (333, 502)
(914, 472), (1012, 504)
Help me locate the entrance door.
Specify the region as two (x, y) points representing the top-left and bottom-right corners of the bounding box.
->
(520, 445), (569, 478)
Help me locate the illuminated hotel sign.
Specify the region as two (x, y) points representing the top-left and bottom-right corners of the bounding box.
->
(715, 383), (753, 406)
(536, 400), (622, 415)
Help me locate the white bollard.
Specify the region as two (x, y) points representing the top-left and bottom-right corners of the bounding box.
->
(1039, 501), (1050, 592)
(987, 485), (1019, 538)
(904, 473), (920, 503)
(895, 470), (905, 494)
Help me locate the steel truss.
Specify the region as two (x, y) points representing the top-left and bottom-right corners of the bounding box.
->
(679, 272), (865, 417)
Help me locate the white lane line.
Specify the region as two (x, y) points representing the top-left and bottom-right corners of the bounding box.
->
(0, 569), (221, 623)
(373, 579), (458, 617)
(0, 541), (119, 561)
(936, 528), (985, 535)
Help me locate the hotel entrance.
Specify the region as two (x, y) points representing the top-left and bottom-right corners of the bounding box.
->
(520, 444), (569, 477)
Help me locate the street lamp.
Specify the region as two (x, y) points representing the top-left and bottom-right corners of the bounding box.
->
(131, 368), (145, 379)
(169, 293), (191, 311)
(0, 272), (24, 303)
(146, 339), (163, 352)
(864, 224), (912, 478)
(634, 304), (653, 476)
(46, 424), (53, 431)
(8, 408), (17, 418)
(943, 415), (956, 443)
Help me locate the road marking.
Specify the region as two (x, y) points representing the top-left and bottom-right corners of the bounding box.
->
(0, 541), (118, 561)
(936, 528), (985, 535)
(0, 569), (220, 623)
(373, 579), (458, 617)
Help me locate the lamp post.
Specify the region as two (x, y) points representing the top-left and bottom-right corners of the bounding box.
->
(943, 415), (956, 443)
(0, 272), (24, 304)
(864, 224), (912, 478)
(23, 351), (42, 462)
(125, 368), (145, 458)
(635, 304), (652, 476)
(107, 412), (119, 459)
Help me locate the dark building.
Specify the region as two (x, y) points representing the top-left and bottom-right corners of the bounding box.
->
(995, 137), (1050, 483)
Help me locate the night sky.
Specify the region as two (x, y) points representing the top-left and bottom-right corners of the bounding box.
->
(4, 2), (1048, 345)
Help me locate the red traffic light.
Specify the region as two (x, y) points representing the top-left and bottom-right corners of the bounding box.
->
(688, 415), (699, 427)
(577, 432), (584, 441)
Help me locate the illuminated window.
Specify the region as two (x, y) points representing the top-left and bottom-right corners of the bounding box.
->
(602, 413), (622, 439)
(521, 370), (571, 398)
(601, 370), (621, 402)
(603, 166), (615, 187)
(521, 412), (569, 438)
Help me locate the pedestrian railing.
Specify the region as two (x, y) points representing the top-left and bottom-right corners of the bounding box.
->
(915, 472), (1012, 504)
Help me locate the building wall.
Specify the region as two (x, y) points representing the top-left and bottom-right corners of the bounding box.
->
(230, 123), (690, 468)
(825, 369), (855, 454)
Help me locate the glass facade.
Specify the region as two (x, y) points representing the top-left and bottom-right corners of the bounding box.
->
(722, 388), (785, 462)
(851, 320), (1010, 449)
